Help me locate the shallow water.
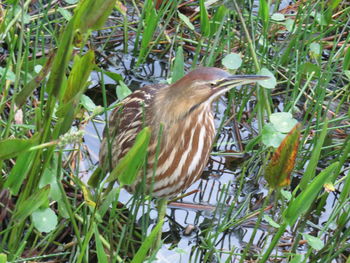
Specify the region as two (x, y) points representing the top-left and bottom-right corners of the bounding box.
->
(83, 58), (287, 262)
(82, 53), (344, 263)
(80, 1), (343, 262)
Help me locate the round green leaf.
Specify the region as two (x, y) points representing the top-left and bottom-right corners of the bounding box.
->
(285, 19), (295, 32)
(345, 70), (350, 80)
(34, 65), (43, 74)
(310, 42), (321, 59)
(302, 233), (324, 250)
(270, 112), (298, 133)
(289, 254), (304, 263)
(0, 67), (16, 82)
(39, 166), (62, 202)
(116, 81), (132, 101)
(257, 68), (276, 89)
(222, 53), (242, 70)
(262, 123), (286, 148)
(80, 94), (97, 112)
(271, 13), (285, 21)
(32, 208), (58, 233)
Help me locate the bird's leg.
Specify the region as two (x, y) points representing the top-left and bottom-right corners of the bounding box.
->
(154, 197), (167, 249)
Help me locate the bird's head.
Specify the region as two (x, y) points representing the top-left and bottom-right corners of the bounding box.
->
(154, 67), (269, 125)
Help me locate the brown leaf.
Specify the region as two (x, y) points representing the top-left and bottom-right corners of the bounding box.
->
(265, 123), (301, 189)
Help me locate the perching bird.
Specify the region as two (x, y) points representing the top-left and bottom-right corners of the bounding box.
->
(97, 67), (268, 198)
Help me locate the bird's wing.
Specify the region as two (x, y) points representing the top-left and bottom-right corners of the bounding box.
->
(99, 84), (163, 172)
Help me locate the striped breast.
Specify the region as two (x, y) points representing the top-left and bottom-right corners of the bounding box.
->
(144, 102), (215, 197)
(99, 85), (216, 198)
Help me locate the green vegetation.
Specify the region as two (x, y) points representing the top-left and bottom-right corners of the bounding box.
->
(0, 0), (349, 262)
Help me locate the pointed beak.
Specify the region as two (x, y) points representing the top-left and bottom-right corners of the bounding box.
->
(214, 75), (270, 91)
(207, 74), (270, 102)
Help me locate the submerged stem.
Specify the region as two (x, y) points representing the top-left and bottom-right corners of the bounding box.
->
(154, 198), (167, 249)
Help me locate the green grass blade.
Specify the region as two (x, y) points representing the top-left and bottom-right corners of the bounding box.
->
(15, 52), (55, 108)
(299, 118), (329, 190)
(199, 0), (210, 37)
(130, 218), (164, 263)
(4, 151), (36, 195)
(171, 46), (184, 83)
(210, 6), (227, 37)
(94, 225), (108, 263)
(13, 185), (50, 222)
(0, 253), (7, 263)
(63, 50), (95, 103)
(343, 44), (350, 70)
(106, 127), (151, 185)
(0, 138), (35, 160)
(137, 0), (158, 65)
(74, 0), (116, 33)
(258, 0), (269, 30)
(46, 19), (74, 98)
(284, 161), (339, 226)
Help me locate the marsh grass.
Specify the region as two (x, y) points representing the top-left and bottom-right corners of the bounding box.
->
(0, 0), (349, 262)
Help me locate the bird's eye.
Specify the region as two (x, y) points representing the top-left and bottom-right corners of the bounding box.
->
(210, 83), (215, 87)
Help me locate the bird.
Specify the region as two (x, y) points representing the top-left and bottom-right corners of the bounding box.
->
(96, 67), (269, 198)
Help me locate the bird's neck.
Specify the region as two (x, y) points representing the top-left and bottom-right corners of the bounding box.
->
(152, 86), (209, 127)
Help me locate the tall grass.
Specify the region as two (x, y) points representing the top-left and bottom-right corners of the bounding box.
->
(0, 0), (349, 262)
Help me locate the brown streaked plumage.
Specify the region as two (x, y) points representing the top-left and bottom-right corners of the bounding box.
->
(99, 67), (269, 198)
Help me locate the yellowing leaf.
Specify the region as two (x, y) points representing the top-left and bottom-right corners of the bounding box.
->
(324, 182), (335, 193)
(82, 184), (96, 208)
(116, 1), (127, 16)
(265, 123), (301, 189)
